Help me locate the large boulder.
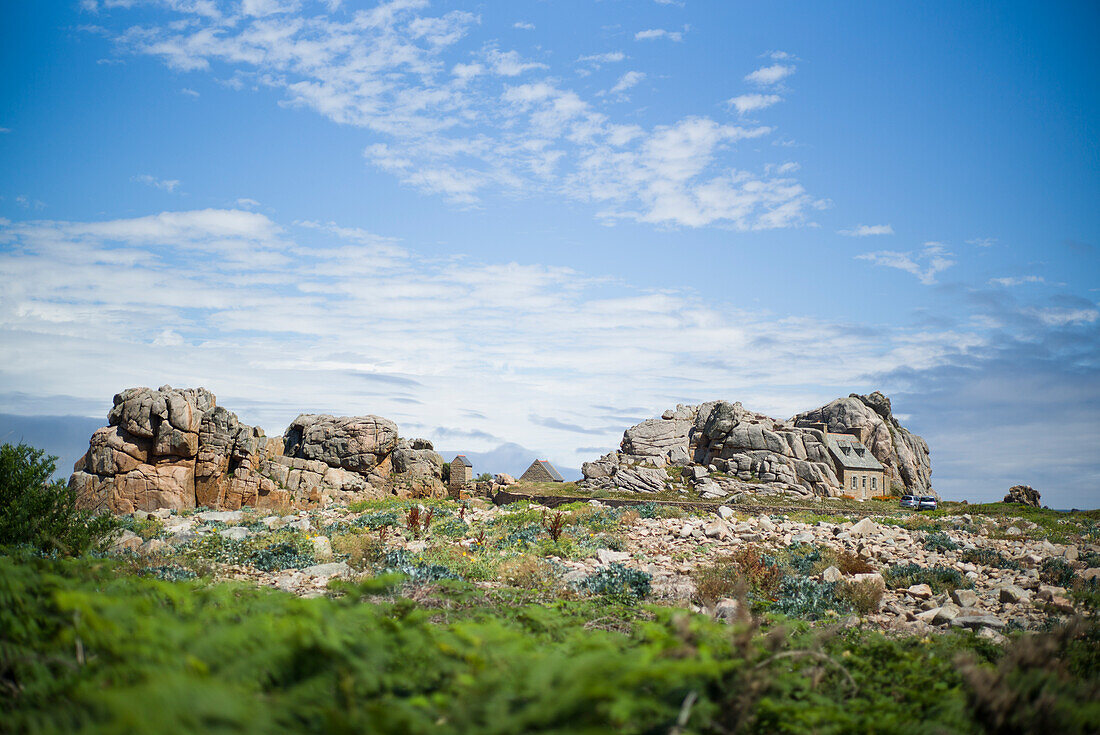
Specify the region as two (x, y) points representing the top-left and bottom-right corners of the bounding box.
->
(1003, 484), (1041, 507)
(283, 414), (399, 476)
(621, 418), (692, 457)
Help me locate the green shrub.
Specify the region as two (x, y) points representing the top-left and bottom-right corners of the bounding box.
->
(960, 547), (1021, 570)
(580, 563), (651, 600)
(773, 576), (850, 619)
(924, 531), (960, 552)
(1041, 557), (1078, 587)
(0, 442), (119, 555)
(884, 563), (969, 594)
(380, 549), (460, 583)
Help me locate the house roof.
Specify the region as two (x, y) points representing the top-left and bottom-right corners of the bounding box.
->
(536, 460), (565, 482)
(451, 455), (471, 466)
(823, 434), (884, 471)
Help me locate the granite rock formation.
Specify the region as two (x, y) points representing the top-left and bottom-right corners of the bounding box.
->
(70, 386), (444, 513)
(1003, 485), (1041, 507)
(581, 392), (932, 500)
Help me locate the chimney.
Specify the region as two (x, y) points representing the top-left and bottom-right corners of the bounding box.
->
(844, 426), (867, 444)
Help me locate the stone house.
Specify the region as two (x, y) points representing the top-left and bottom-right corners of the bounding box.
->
(449, 455), (473, 491)
(817, 426), (885, 499)
(520, 459), (565, 483)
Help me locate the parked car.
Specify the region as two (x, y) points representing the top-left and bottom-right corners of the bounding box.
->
(899, 495), (919, 509)
(917, 496), (938, 511)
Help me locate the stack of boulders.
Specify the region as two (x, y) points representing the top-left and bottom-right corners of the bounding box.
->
(1003, 485), (1041, 507)
(69, 386), (445, 513)
(580, 392), (932, 500)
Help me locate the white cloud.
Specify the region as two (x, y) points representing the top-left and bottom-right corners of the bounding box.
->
(610, 70), (645, 95)
(132, 174), (181, 193)
(635, 28), (683, 42)
(99, 1), (813, 230)
(180, 87), (200, 97)
(0, 209), (997, 473)
(728, 93), (781, 115)
(513, 21), (534, 30)
(0, 127), (11, 133)
(839, 224), (894, 237)
(988, 275), (1044, 287)
(14, 196), (45, 210)
(1029, 307), (1099, 326)
(577, 51), (626, 65)
(745, 63), (795, 86)
(235, 197), (261, 208)
(856, 242), (955, 285)
(967, 237), (996, 247)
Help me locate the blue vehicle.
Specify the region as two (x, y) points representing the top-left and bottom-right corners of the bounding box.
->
(900, 495), (919, 509)
(917, 496), (938, 511)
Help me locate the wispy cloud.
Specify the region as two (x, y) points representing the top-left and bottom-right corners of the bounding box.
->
(967, 237), (996, 248)
(989, 275), (1044, 287)
(513, 21), (534, 30)
(180, 87), (200, 97)
(634, 28), (683, 42)
(745, 63), (795, 86)
(98, 2), (816, 230)
(839, 224), (894, 237)
(728, 93), (781, 115)
(132, 174), (181, 193)
(610, 70), (645, 96)
(856, 242), (955, 284)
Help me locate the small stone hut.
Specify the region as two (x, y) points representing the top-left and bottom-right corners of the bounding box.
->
(520, 459), (565, 483)
(449, 455), (473, 491)
(817, 426), (885, 499)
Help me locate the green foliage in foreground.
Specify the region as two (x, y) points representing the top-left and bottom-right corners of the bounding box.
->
(2, 552), (1100, 734)
(0, 443), (119, 555)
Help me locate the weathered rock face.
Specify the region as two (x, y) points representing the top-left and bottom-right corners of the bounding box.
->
(580, 392), (933, 499)
(284, 414), (399, 478)
(792, 391), (932, 494)
(70, 387), (441, 513)
(1003, 485), (1041, 507)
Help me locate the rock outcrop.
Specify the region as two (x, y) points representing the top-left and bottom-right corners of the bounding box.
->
(1003, 485), (1041, 507)
(581, 392), (932, 500)
(70, 386), (444, 513)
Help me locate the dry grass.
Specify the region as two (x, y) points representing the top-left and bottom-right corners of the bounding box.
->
(837, 579), (884, 614)
(331, 533), (385, 570)
(834, 549), (874, 575)
(499, 555), (558, 590)
(618, 510), (641, 528)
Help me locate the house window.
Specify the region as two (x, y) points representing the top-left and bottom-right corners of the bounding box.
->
(871, 477), (876, 491)
(851, 476), (857, 490)
(862, 476), (866, 489)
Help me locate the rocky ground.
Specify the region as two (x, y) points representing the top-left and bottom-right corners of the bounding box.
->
(109, 495), (1099, 639)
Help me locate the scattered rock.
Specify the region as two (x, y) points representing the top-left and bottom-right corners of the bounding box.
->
(997, 585), (1030, 604)
(951, 589), (979, 608)
(906, 583), (933, 600)
(300, 562), (351, 581)
(109, 530), (143, 553)
(822, 566), (842, 583)
(219, 526), (250, 541)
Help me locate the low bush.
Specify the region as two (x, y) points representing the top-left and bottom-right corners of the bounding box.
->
(1041, 557), (1078, 587)
(499, 555), (557, 590)
(960, 547), (1022, 570)
(732, 545), (785, 598)
(837, 579), (884, 615)
(923, 531), (960, 553)
(117, 515), (167, 541)
(834, 549), (874, 575)
(692, 557), (743, 606)
(332, 532), (386, 570)
(379, 549), (460, 583)
(0, 442), (120, 555)
(772, 576), (849, 619)
(884, 563), (969, 594)
(580, 563), (651, 600)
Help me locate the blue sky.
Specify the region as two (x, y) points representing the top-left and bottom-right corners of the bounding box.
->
(1, 1), (1098, 506)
